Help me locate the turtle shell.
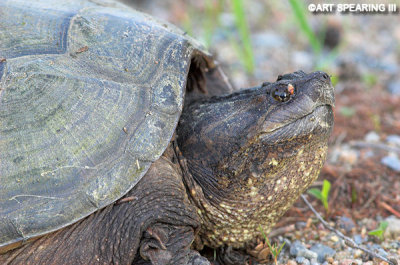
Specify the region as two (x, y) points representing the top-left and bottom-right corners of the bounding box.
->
(0, 0), (219, 249)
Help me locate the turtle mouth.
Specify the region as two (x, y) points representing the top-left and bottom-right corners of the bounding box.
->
(259, 104), (334, 139)
(305, 104), (334, 129)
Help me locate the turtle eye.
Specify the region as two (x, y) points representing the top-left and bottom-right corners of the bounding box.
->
(272, 84), (295, 102)
(272, 89), (290, 102)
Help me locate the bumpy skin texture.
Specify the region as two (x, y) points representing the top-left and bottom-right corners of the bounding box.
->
(177, 71), (334, 249)
(0, 71), (334, 265)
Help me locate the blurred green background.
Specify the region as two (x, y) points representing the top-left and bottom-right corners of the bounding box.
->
(121, 0), (400, 91)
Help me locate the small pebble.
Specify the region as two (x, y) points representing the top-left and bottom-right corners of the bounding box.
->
(311, 243), (336, 263)
(296, 221), (308, 230)
(381, 154), (400, 172)
(326, 256), (334, 263)
(296, 256), (311, 265)
(353, 234), (364, 245)
(388, 80), (400, 95)
(339, 259), (362, 265)
(353, 249), (363, 258)
(334, 251), (351, 261)
(336, 146), (359, 165)
(287, 260), (297, 265)
(385, 240), (400, 250)
(338, 259), (352, 265)
(370, 244), (388, 257)
(338, 216), (356, 233)
(384, 216), (400, 238)
(290, 241), (318, 260)
(364, 150), (375, 158)
(386, 135), (400, 147)
(290, 240), (306, 256)
(364, 131), (380, 142)
(297, 249), (319, 260)
(330, 235), (339, 243)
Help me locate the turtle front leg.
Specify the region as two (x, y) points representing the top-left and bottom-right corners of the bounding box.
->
(135, 157), (210, 265)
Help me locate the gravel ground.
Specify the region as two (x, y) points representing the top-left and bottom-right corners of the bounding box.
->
(121, 1), (400, 264)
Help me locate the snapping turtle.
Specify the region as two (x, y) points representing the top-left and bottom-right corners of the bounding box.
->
(0, 0), (334, 264)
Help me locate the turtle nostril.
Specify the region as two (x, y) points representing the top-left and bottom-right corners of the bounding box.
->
(322, 73), (330, 81)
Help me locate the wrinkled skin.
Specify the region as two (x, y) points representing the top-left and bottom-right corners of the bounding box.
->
(0, 71), (334, 265)
(178, 71), (334, 250)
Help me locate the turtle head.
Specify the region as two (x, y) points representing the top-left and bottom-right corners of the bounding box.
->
(178, 70), (334, 172)
(253, 70), (334, 145)
(177, 71), (334, 248)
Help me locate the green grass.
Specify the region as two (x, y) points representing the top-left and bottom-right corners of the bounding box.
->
(231, 0), (255, 74)
(288, 0), (341, 70)
(184, 0), (255, 74)
(370, 113), (381, 132)
(351, 186), (358, 204)
(288, 0), (322, 54)
(307, 179), (331, 213)
(202, 0), (223, 48)
(368, 221), (388, 241)
(259, 226), (286, 265)
(186, 0), (343, 74)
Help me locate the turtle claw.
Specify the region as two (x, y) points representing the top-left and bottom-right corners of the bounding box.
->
(139, 223), (204, 265)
